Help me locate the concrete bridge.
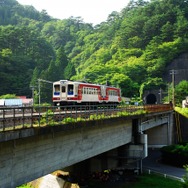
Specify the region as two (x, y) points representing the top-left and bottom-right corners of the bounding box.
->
(0, 106), (174, 187)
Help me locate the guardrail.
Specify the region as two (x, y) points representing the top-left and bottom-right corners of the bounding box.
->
(0, 104), (173, 132)
(143, 168), (184, 182)
(143, 104), (173, 113)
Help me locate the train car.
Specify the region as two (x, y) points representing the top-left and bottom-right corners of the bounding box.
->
(52, 80), (121, 106)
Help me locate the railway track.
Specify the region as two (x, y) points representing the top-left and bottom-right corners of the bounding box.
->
(0, 104), (173, 132)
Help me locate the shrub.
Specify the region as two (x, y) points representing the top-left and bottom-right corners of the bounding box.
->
(160, 143), (188, 167)
(182, 165), (188, 188)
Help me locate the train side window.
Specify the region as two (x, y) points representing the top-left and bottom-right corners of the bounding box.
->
(94, 89), (97, 95)
(89, 88), (92, 94)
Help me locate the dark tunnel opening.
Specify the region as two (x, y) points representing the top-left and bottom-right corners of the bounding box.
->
(146, 94), (157, 104)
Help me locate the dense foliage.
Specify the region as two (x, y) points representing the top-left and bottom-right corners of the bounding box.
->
(160, 142), (188, 167)
(1, 0), (188, 103)
(175, 107), (188, 118)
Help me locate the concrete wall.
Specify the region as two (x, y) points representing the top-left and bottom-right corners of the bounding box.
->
(175, 112), (188, 142)
(0, 118), (132, 188)
(163, 53), (188, 85)
(141, 112), (174, 148)
(146, 124), (168, 147)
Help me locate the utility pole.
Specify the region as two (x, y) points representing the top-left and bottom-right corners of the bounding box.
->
(159, 88), (162, 104)
(30, 86), (35, 105)
(38, 79), (41, 106)
(170, 69), (177, 106)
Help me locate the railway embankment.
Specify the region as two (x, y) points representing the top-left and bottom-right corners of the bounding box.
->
(174, 107), (188, 142)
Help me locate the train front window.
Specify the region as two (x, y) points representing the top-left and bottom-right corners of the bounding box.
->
(54, 85), (60, 92)
(68, 84), (74, 95)
(54, 85), (60, 95)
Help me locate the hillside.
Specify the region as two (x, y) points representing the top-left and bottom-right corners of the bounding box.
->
(1, 0), (188, 104)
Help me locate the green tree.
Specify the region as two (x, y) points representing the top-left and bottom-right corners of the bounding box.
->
(111, 73), (139, 97)
(174, 9), (188, 39)
(0, 94), (17, 99)
(175, 80), (188, 106)
(54, 46), (69, 80)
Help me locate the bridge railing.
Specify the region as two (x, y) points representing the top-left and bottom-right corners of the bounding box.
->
(143, 104), (173, 113)
(0, 104), (173, 132)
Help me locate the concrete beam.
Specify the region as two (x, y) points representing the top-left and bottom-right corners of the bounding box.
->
(0, 118), (132, 187)
(140, 116), (169, 132)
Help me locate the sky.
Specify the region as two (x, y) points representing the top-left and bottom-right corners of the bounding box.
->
(16, 0), (130, 25)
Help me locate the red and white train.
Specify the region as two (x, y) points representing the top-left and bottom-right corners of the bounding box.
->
(52, 80), (121, 106)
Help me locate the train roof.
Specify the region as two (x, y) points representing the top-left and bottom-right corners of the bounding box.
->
(53, 80), (120, 89)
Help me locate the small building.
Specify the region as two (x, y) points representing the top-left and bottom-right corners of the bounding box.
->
(22, 98), (33, 106)
(4, 99), (22, 107)
(0, 99), (5, 107)
(0, 97), (33, 107)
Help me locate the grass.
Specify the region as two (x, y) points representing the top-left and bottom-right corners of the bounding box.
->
(174, 107), (188, 118)
(131, 174), (181, 188)
(87, 173), (182, 188)
(17, 185), (32, 188)
(17, 173), (182, 188)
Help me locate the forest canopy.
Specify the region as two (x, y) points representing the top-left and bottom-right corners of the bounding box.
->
(1, 0), (188, 104)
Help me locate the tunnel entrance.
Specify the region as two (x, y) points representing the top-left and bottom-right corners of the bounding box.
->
(146, 93), (157, 104)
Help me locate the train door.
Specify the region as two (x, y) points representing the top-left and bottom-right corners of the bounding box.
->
(100, 85), (106, 102)
(61, 85), (67, 100)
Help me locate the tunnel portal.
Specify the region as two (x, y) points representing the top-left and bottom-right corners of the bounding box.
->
(146, 93), (157, 104)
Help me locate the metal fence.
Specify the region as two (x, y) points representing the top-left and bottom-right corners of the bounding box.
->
(0, 104), (172, 132)
(143, 168), (184, 182)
